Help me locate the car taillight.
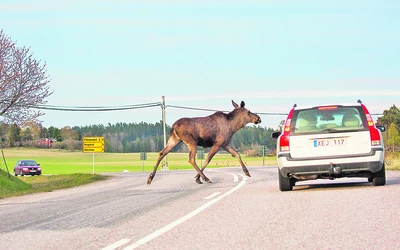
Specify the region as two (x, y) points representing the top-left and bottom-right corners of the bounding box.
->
(279, 109), (294, 151)
(361, 104), (382, 146)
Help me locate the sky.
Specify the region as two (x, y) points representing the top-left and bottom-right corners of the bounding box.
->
(1, 0), (399, 129)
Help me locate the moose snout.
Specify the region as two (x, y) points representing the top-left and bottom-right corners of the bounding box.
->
(254, 116), (262, 124)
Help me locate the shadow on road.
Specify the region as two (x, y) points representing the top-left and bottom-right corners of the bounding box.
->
(293, 173), (400, 191)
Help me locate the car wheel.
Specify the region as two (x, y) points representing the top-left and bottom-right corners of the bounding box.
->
(372, 164), (386, 186)
(20, 171), (24, 177)
(14, 170), (17, 176)
(278, 168), (295, 191)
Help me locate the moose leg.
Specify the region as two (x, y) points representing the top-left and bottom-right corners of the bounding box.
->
(223, 145), (251, 177)
(187, 145), (211, 184)
(194, 145), (220, 183)
(147, 136), (181, 185)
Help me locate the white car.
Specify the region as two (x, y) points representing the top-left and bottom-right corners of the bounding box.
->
(272, 100), (386, 191)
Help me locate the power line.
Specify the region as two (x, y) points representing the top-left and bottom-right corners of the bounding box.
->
(166, 104), (229, 113)
(30, 103), (383, 116)
(167, 104), (288, 116)
(31, 102), (161, 111)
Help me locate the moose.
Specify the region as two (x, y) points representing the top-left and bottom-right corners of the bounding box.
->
(147, 100), (262, 185)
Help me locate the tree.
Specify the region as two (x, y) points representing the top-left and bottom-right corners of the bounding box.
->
(21, 127), (33, 141)
(0, 29), (53, 126)
(60, 126), (78, 140)
(386, 123), (400, 152)
(7, 123), (21, 147)
(48, 126), (61, 142)
(377, 105), (400, 129)
(24, 121), (43, 139)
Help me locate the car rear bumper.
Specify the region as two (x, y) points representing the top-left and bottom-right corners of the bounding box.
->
(277, 148), (384, 177)
(279, 161), (383, 177)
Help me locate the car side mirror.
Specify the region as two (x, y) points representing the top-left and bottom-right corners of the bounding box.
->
(37, 164), (40, 166)
(271, 131), (281, 139)
(376, 125), (386, 132)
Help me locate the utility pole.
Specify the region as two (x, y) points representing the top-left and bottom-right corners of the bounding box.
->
(0, 137), (11, 178)
(161, 96), (168, 170)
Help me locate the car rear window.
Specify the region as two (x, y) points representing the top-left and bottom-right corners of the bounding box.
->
(291, 106), (367, 134)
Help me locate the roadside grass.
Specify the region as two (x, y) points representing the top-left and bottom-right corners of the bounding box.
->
(0, 169), (109, 199)
(386, 157), (400, 171)
(0, 169), (32, 199)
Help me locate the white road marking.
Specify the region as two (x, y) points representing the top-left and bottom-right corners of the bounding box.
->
(118, 174), (247, 250)
(100, 238), (130, 250)
(204, 192), (221, 200)
(208, 169), (239, 182)
(230, 173), (239, 182)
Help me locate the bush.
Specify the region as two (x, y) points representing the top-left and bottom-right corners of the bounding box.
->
(52, 139), (82, 151)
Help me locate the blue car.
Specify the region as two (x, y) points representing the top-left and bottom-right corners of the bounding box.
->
(14, 160), (42, 176)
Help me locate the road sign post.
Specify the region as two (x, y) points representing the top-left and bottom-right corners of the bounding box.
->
(197, 150), (204, 168)
(259, 145), (267, 165)
(140, 152), (147, 171)
(83, 137), (104, 173)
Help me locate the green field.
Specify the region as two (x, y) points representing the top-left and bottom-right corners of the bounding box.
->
(1, 148), (398, 175)
(0, 148), (277, 175)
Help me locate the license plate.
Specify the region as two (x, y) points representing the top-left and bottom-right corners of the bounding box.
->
(314, 138), (346, 147)
(30, 170), (36, 172)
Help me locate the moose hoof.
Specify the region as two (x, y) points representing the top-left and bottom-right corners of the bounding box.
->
(204, 177), (212, 183)
(147, 174), (154, 185)
(244, 169), (251, 177)
(195, 177), (203, 184)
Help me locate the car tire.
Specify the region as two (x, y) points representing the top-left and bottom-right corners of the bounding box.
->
(372, 164), (386, 186)
(278, 168), (295, 191)
(20, 171), (24, 177)
(14, 171), (17, 176)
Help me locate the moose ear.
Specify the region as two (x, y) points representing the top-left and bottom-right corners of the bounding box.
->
(240, 101), (245, 108)
(232, 100), (239, 108)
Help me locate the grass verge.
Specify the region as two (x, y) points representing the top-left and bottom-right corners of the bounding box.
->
(0, 169), (110, 200)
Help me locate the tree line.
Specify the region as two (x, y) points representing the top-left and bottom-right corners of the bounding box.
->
(0, 121), (277, 154)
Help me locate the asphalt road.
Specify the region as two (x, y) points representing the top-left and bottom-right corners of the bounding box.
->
(1, 166), (400, 250)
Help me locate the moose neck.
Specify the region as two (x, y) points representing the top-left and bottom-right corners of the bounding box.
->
(227, 111), (248, 133)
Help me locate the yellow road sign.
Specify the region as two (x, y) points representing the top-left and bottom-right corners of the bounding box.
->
(83, 137), (104, 143)
(83, 147), (104, 153)
(83, 142), (104, 148)
(83, 137), (104, 153)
